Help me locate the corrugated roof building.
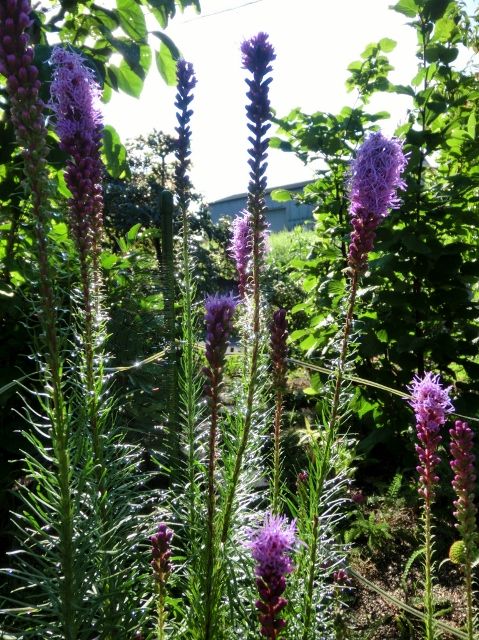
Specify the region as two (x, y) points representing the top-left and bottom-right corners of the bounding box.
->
(208, 181), (315, 231)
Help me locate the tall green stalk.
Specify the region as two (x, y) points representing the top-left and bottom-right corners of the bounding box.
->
(0, 5), (78, 634)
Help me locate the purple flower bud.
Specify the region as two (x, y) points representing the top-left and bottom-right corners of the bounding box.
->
(203, 294), (237, 396)
(408, 372), (454, 501)
(450, 420), (477, 546)
(174, 58), (196, 211)
(270, 309), (288, 391)
(348, 132), (407, 272)
(150, 523), (173, 583)
(241, 33), (275, 234)
(245, 513), (297, 639)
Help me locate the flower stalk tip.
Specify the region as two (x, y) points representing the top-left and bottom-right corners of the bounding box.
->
(246, 513), (297, 639)
(348, 132), (407, 272)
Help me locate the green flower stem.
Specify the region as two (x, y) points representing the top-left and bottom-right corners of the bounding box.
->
(204, 377), (220, 640)
(179, 193), (197, 532)
(272, 389), (283, 514)
(220, 223), (262, 543)
(464, 546), (474, 640)
(302, 268), (359, 639)
(424, 499), (435, 640)
(28, 141), (77, 639)
(156, 580), (167, 640)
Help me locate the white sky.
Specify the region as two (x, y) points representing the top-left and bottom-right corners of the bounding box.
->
(101, 0), (442, 201)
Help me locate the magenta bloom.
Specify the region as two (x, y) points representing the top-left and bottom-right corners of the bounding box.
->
(246, 513), (297, 639)
(450, 421), (477, 545)
(231, 211), (252, 298)
(204, 294), (237, 395)
(49, 47), (104, 261)
(150, 523), (173, 583)
(408, 372), (454, 501)
(348, 132), (407, 271)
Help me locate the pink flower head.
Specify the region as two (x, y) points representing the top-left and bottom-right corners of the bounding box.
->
(348, 132), (407, 271)
(245, 513), (297, 639)
(408, 372), (454, 501)
(49, 47), (102, 149)
(231, 211), (252, 298)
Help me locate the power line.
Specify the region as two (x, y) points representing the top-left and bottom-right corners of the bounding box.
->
(183, 0), (267, 22)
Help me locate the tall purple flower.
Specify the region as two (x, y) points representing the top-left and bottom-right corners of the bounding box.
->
(450, 421), (477, 545)
(241, 32), (275, 234)
(49, 47), (104, 269)
(204, 293), (238, 396)
(348, 132), (407, 272)
(175, 58), (196, 211)
(408, 372), (454, 502)
(246, 513), (297, 639)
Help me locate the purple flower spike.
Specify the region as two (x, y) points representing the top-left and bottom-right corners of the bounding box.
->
(50, 47), (104, 263)
(231, 211), (252, 298)
(270, 309), (288, 391)
(246, 513), (297, 639)
(0, 0), (47, 174)
(150, 523), (173, 583)
(204, 294), (237, 394)
(450, 421), (477, 545)
(241, 32), (275, 230)
(408, 372), (454, 502)
(348, 132), (407, 272)
(175, 58), (196, 210)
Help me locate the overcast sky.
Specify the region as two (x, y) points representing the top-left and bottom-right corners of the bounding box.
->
(102, 0), (471, 202)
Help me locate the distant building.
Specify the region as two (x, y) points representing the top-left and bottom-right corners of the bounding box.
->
(208, 181), (315, 232)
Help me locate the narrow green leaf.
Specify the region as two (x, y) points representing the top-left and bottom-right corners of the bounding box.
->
(467, 111), (476, 139)
(155, 42), (177, 86)
(102, 124), (129, 178)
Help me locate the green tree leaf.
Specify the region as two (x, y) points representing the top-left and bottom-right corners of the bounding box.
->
(116, 0), (147, 40)
(155, 42), (177, 86)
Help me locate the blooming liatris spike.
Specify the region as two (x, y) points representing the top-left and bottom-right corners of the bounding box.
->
(348, 132), (407, 272)
(231, 211), (252, 298)
(49, 47), (104, 263)
(246, 513), (297, 639)
(408, 372), (454, 502)
(270, 309), (288, 392)
(175, 58), (196, 209)
(204, 294), (237, 394)
(150, 523), (173, 583)
(450, 420), (477, 545)
(241, 32), (276, 230)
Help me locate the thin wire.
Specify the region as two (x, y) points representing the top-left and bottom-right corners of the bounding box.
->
(183, 0), (266, 22)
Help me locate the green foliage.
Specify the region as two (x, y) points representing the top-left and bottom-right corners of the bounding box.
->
(274, 0), (479, 473)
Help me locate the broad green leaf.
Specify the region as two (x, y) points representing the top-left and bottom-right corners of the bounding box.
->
(271, 189), (292, 202)
(114, 61), (144, 97)
(116, 0), (147, 40)
(392, 0), (418, 18)
(156, 42), (177, 86)
(433, 16), (456, 43)
(379, 38), (397, 53)
(101, 252), (119, 270)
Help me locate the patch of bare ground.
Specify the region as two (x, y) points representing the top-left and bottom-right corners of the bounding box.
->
(341, 506), (468, 639)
